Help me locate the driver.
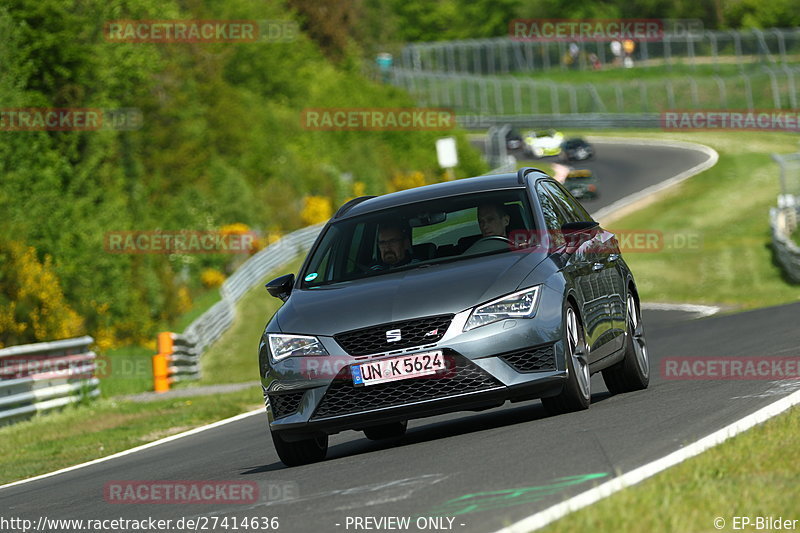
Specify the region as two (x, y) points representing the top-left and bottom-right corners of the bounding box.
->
(372, 223), (415, 270)
(477, 203), (510, 237)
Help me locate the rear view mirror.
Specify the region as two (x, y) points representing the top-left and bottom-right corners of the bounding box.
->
(266, 273), (295, 302)
(408, 211), (446, 227)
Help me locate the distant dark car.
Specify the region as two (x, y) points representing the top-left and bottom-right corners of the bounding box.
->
(506, 129), (523, 150)
(564, 169), (598, 200)
(561, 138), (594, 161)
(261, 168), (648, 466)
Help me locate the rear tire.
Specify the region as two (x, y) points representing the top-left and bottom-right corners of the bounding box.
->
(602, 291), (650, 394)
(542, 303), (590, 415)
(271, 431), (328, 467)
(364, 421), (407, 440)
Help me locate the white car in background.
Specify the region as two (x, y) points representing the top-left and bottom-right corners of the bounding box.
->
(523, 129), (564, 158)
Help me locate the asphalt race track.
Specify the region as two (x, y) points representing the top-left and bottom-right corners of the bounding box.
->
(3, 141), (799, 533)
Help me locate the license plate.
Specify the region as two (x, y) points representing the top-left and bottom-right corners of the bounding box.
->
(352, 350), (445, 387)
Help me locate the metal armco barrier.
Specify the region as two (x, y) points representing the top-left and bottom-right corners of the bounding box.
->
(771, 153), (800, 282)
(152, 224), (324, 390)
(770, 198), (800, 283)
(153, 331), (200, 391)
(458, 113), (662, 130)
(0, 336), (99, 423)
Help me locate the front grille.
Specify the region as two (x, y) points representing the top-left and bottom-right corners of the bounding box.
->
(311, 353), (502, 419)
(269, 391), (305, 419)
(334, 315), (453, 356)
(500, 344), (556, 372)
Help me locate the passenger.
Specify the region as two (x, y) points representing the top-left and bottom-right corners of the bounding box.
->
(477, 203), (510, 237)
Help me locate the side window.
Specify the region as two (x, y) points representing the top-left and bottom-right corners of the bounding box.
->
(543, 181), (592, 222)
(536, 183), (566, 248)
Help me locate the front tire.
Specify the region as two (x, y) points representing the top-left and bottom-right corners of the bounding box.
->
(542, 303), (590, 415)
(602, 291), (650, 394)
(271, 431), (328, 467)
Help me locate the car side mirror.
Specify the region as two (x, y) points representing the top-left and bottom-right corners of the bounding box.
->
(266, 273), (295, 302)
(561, 221), (600, 252)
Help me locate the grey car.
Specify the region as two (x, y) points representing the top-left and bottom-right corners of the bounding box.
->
(260, 167), (649, 466)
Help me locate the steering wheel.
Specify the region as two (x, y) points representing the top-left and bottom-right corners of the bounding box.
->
(464, 235), (512, 254)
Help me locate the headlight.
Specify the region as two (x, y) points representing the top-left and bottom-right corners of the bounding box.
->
(464, 286), (541, 331)
(267, 334), (329, 362)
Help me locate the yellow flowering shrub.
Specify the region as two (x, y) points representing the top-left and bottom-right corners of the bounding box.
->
(176, 285), (193, 314)
(201, 268), (226, 288)
(389, 170), (427, 192)
(301, 195), (333, 225)
(0, 241), (84, 348)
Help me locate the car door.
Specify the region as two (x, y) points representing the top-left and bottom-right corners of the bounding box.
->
(544, 181), (626, 353)
(535, 181), (605, 356)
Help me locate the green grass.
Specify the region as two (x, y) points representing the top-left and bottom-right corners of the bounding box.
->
(583, 130), (800, 309)
(98, 346), (153, 398)
(541, 406), (800, 533)
(0, 256), (308, 484)
(169, 286), (222, 333)
(0, 385), (263, 485)
(198, 256), (305, 385)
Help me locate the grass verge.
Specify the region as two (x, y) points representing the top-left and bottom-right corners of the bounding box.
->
(581, 130), (800, 309)
(197, 255), (306, 384)
(1, 256), (306, 484)
(0, 385), (262, 485)
(541, 405), (800, 533)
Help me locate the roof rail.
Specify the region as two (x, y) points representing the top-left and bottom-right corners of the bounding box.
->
(516, 167), (547, 185)
(333, 195), (376, 219)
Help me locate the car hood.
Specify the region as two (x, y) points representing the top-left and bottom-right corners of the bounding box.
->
(273, 250), (548, 336)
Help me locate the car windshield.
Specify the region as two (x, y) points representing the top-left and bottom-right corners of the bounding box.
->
(301, 189), (536, 287)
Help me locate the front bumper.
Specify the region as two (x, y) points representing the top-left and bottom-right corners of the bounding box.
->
(261, 302), (568, 440)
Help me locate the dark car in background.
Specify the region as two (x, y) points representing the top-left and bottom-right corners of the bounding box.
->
(505, 128), (523, 150)
(561, 138), (594, 161)
(260, 168), (649, 466)
(564, 168), (599, 199)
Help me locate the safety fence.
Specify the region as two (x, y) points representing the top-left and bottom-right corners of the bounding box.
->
(155, 223), (324, 387)
(391, 65), (800, 116)
(0, 336), (99, 424)
(399, 28), (800, 75)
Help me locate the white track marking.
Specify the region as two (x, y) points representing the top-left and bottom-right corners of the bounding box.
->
(641, 302), (720, 318)
(586, 137), (719, 224)
(494, 389), (800, 533)
(0, 408), (263, 491)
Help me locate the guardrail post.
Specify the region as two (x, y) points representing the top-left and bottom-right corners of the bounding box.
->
(154, 331), (173, 393)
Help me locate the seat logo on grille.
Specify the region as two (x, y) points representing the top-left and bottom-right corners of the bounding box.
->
(386, 329), (402, 342)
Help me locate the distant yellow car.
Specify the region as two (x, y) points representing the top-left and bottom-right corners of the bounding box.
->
(564, 169), (598, 200)
(523, 129), (564, 158)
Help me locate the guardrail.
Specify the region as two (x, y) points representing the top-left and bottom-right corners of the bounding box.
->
(153, 223), (325, 387)
(460, 113), (662, 130)
(0, 336), (99, 424)
(770, 196), (800, 282)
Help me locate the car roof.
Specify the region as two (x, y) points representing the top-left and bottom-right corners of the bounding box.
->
(339, 172), (535, 219)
